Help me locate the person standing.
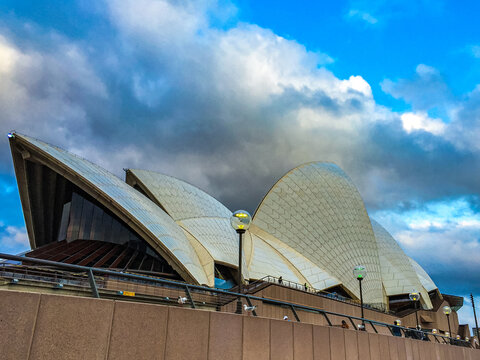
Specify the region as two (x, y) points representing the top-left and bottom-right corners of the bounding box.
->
(392, 320), (402, 337)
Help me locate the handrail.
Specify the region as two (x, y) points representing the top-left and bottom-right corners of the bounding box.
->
(248, 275), (392, 314)
(0, 253), (473, 348)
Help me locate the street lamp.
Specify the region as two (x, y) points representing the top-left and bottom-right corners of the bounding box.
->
(409, 292), (421, 328)
(353, 265), (366, 328)
(443, 305), (452, 337)
(230, 210), (252, 314)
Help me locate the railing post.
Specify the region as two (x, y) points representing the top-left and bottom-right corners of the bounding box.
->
(185, 285), (196, 309)
(87, 269), (100, 298)
(386, 325), (395, 336)
(368, 320), (378, 333)
(348, 317), (357, 330)
(290, 305), (300, 322)
(245, 296), (257, 317)
(321, 311), (332, 326)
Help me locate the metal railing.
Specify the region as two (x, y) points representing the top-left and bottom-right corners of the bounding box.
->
(0, 253), (474, 349)
(248, 275), (392, 314)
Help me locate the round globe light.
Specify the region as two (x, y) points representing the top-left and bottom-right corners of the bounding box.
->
(409, 292), (420, 301)
(353, 265), (366, 280)
(432, 329), (438, 334)
(443, 305), (452, 315)
(230, 210), (252, 231)
(456, 335), (461, 340)
(445, 331), (450, 337)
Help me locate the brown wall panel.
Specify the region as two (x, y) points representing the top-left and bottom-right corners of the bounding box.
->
(434, 343), (446, 360)
(378, 334), (391, 360)
(404, 338), (414, 360)
(411, 339), (420, 360)
(0, 290), (40, 360)
(164, 306), (210, 360)
(389, 336), (399, 360)
(270, 319), (294, 360)
(293, 322), (314, 360)
(395, 336), (407, 360)
(29, 293), (114, 360)
(208, 312), (243, 360)
(243, 316), (270, 360)
(107, 301), (168, 360)
(428, 340), (437, 360)
(329, 327), (346, 360)
(423, 340), (435, 360)
(344, 329), (359, 360)
(313, 324), (331, 360)
(357, 330), (371, 359)
(369, 333), (381, 360)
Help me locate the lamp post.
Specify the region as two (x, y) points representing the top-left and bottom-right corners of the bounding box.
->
(443, 305), (452, 337)
(230, 210), (252, 314)
(353, 265), (366, 328)
(409, 292), (421, 328)
(471, 294), (480, 342)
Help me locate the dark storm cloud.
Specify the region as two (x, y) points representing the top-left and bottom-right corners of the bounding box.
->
(0, 0), (478, 213)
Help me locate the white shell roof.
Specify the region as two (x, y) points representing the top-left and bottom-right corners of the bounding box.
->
(12, 134), (440, 306)
(248, 232), (302, 283)
(371, 219), (434, 308)
(127, 169), (231, 220)
(408, 257), (438, 292)
(126, 169), (249, 279)
(14, 134), (209, 285)
(178, 217), (240, 266)
(253, 162), (385, 305)
(249, 225), (341, 290)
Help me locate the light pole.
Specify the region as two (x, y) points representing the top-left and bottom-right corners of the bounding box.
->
(353, 265), (366, 328)
(443, 305), (452, 337)
(230, 210), (252, 314)
(471, 294), (480, 342)
(409, 292), (420, 328)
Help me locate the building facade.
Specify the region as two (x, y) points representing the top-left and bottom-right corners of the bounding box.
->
(7, 133), (456, 315)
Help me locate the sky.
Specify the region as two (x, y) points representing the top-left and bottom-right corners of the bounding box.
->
(0, 0), (479, 331)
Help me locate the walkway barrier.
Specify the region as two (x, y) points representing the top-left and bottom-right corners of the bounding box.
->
(0, 252), (472, 349)
(248, 275), (392, 313)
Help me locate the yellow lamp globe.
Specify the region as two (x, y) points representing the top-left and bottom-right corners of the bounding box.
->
(442, 305), (452, 315)
(230, 210), (252, 231)
(409, 292), (420, 301)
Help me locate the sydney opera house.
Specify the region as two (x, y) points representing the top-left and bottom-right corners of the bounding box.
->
(7, 133), (450, 306)
(3, 132), (469, 339)
(3, 132), (477, 360)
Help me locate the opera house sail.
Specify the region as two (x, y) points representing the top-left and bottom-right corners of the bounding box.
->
(8, 132), (442, 311)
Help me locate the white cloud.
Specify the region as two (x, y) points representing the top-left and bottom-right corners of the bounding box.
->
(347, 9), (378, 24)
(372, 197), (480, 298)
(0, 226), (29, 251)
(401, 112), (446, 135)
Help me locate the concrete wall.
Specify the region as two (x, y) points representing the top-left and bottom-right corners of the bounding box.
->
(1, 289), (478, 360)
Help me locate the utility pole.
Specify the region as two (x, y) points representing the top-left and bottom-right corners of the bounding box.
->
(471, 293), (480, 341)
